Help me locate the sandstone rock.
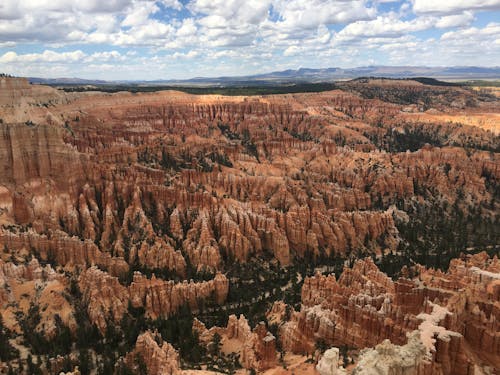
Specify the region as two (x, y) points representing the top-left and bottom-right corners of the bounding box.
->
(0, 257), (76, 336)
(0, 77), (498, 373)
(283, 253), (500, 373)
(79, 267), (129, 333)
(129, 272), (228, 319)
(125, 331), (180, 375)
(195, 314), (277, 371)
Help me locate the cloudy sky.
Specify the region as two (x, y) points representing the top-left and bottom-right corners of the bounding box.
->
(0, 0), (499, 80)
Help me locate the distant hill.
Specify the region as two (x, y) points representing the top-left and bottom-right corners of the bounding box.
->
(27, 66), (500, 87)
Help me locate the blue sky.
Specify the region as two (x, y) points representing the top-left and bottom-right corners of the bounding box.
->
(0, 0), (499, 80)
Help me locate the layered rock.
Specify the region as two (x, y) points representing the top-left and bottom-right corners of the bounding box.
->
(129, 271), (229, 319)
(79, 266), (129, 334)
(125, 331), (180, 375)
(79, 267), (228, 332)
(0, 78), (498, 372)
(0, 229), (129, 277)
(1, 78), (497, 276)
(281, 252), (499, 374)
(194, 314), (277, 371)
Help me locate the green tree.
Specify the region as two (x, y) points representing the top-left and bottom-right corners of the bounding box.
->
(79, 348), (92, 375)
(209, 332), (222, 357)
(0, 314), (18, 361)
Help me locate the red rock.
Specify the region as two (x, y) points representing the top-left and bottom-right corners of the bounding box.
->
(125, 331), (180, 375)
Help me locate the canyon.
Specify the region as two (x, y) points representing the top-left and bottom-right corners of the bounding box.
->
(0, 76), (498, 374)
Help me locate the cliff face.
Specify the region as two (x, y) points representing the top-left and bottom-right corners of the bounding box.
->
(281, 252), (499, 374)
(0, 123), (84, 188)
(0, 77), (64, 120)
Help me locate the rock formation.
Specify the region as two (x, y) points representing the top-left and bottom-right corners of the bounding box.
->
(193, 314), (277, 371)
(0, 257), (75, 337)
(129, 271), (229, 319)
(125, 331), (180, 375)
(79, 267), (228, 332)
(317, 348), (346, 375)
(352, 331), (427, 375)
(3, 77), (496, 277)
(281, 252), (499, 374)
(0, 77), (498, 373)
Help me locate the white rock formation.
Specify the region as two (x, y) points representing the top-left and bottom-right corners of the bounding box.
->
(317, 348), (346, 375)
(352, 331), (427, 375)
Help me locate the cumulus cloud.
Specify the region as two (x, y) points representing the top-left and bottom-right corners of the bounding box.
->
(0, 49), (125, 63)
(171, 50), (199, 59)
(287, 0), (374, 26)
(412, 0), (500, 14)
(336, 14), (434, 40)
(188, 0), (271, 25)
(122, 2), (159, 27)
(435, 12), (475, 28)
(0, 0), (498, 79)
(0, 50), (86, 63)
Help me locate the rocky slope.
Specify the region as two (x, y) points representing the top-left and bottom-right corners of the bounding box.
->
(193, 314), (277, 371)
(0, 77), (498, 374)
(280, 252), (499, 374)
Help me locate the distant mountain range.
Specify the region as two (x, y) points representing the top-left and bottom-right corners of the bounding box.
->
(28, 66), (500, 87)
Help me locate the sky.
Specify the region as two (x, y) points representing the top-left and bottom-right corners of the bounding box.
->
(0, 0), (499, 80)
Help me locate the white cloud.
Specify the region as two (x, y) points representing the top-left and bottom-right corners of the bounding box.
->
(335, 10), (475, 42)
(441, 22), (500, 41)
(158, 0), (182, 11)
(0, 0), (499, 79)
(336, 13), (434, 40)
(272, 0), (376, 32)
(0, 41), (16, 48)
(283, 45), (301, 56)
(0, 50), (85, 63)
(0, 49), (126, 64)
(122, 2), (159, 27)
(176, 18), (197, 37)
(435, 11), (474, 28)
(87, 50), (125, 62)
(172, 50), (199, 59)
(412, 0), (500, 14)
(188, 0), (271, 25)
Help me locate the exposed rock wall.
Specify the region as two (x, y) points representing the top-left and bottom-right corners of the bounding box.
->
(125, 331), (180, 375)
(79, 267), (228, 333)
(1, 78), (497, 275)
(281, 252), (500, 374)
(0, 78), (498, 372)
(193, 314), (277, 371)
(129, 271), (228, 319)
